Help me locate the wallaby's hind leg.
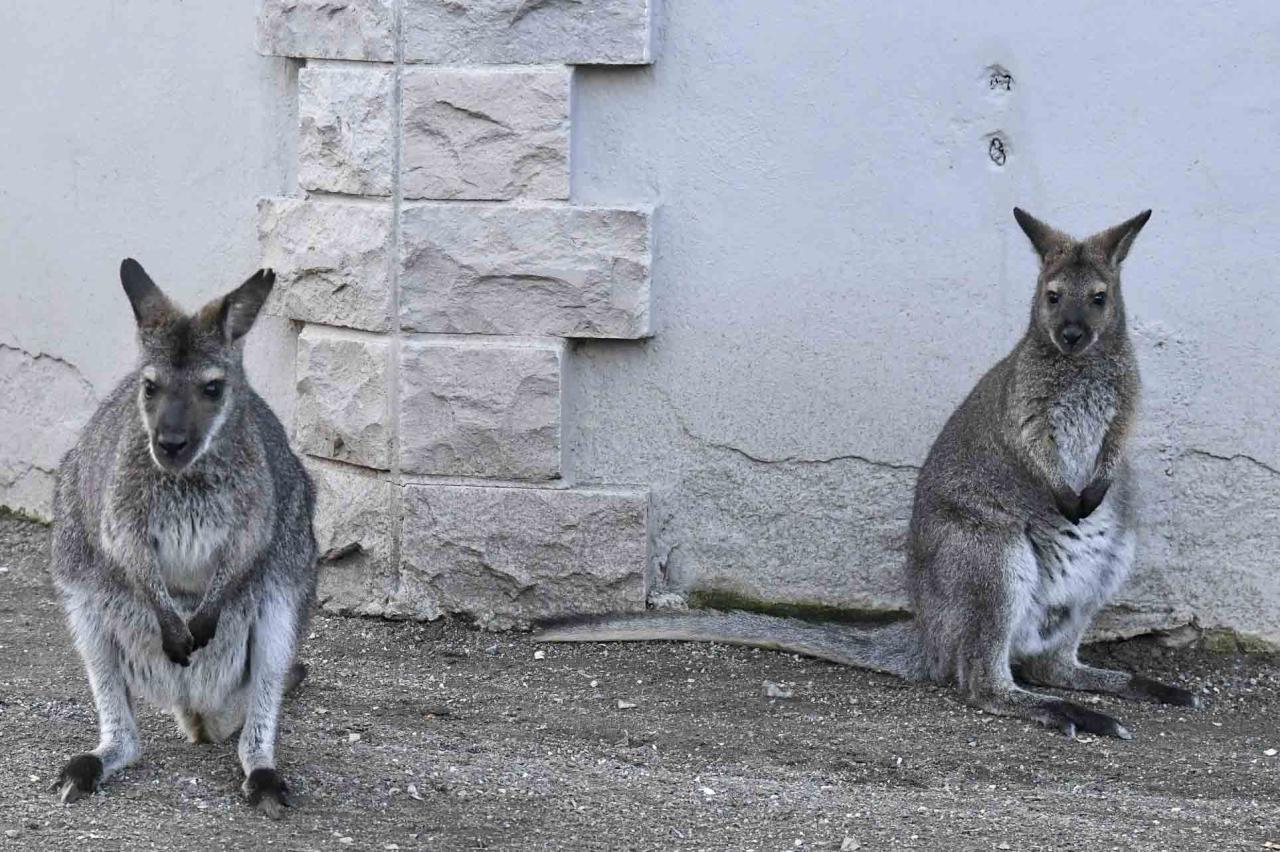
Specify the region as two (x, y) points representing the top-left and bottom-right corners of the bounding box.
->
(931, 534), (1132, 739)
(56, 602), (143, 802)
(1019, 644), (1202, 708)
(237, 586), (304, 818)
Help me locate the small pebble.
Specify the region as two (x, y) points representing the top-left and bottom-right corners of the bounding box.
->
(840, 840), (860, 852)
(616, 699), (637, 710)
(1264, 748), (1277, 757)
(348, 732), (361, 743)
(533, 650), (546, 661)
(764, 681), (794, 700)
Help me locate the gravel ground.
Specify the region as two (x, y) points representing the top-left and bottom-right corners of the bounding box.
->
(1, 515), (1278, 851)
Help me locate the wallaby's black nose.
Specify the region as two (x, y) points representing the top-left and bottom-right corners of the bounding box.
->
(1061, 325), (1085, 346)
(157, 436), (188, 458)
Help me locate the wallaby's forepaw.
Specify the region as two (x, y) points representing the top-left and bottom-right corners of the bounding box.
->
(1043, 699), (1132, 740)
(244, 768), (292, 819)
(53, 753), (103, 804)
(160, 623), (195, 667)
(1053, 488), (1083, 525)
(188, 608), (220, 652)
(1129, 675), (1203, 708)
(1078, 478), (1111, 520)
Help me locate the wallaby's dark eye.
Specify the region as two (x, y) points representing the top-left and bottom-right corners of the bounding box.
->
(1092, 292), (1107, 306)
(203, 381), (224, 400)
(143, 380), (157, 399)
(1046, 291), (1061, 305)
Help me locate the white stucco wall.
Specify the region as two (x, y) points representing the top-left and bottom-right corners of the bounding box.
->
(0, 0), (299, 516)
(568, 1), (1280, 642)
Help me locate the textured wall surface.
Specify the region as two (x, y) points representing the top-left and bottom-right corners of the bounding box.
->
(3, 1), (1277, 645)
(0, 0), (298, 518)
(568, 1), (1280, 644)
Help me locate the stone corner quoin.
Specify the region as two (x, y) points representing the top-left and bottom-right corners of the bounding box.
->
(258, 0), (652, 66)
(298, 63), (396, 197)
(257, 0), (395, 62)
(396, 483), (651, 630)
(401, 65), (571, 202)
(399, 337), (566, 481)
(257, 196), (395, 333)
(295, 325), (393, 471)
(399, 202), (653, 339)
(402, 0), (652, 65)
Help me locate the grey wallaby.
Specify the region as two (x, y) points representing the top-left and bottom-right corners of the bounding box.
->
(49, 259), (317, 817)
(540, 208), (1201, 738)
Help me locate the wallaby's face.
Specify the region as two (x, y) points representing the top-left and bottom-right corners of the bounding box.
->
(119, 260), (274, 473)
(1013, 208), (1151, 357)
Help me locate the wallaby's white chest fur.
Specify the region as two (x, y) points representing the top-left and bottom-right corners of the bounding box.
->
(152, 513), (227, 597)
(1049, 381), (1116, 493)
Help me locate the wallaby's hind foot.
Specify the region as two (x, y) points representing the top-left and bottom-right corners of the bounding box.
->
(1127, 675), (1200, 708)
(976, 688), (1132, 740)
(1018, 655), (1203, 709)
(244, 767), (292, 819)
(54, 753), (104, 804)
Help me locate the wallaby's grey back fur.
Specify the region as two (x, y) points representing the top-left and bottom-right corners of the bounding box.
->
(49, 259), (317, 817)
(540, 209), (1201, 738)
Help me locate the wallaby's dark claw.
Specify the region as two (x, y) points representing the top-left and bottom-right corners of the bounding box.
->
(1045, 699), (1132, 740)
(244, 768), (292, 819)
(55, 753), (103, 804)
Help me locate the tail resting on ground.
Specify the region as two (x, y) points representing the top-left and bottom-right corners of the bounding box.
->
(536, 610), (928, 681)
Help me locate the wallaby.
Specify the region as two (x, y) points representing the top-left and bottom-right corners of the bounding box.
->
(49, 259), (317, 817)
(540, 209), (1201, 738)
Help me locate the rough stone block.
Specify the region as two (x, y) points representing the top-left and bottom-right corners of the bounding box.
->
(299, 64), (394, 196)
(402, 0), (650, 65)
(401, 66), (570, 201)
(397, 483), (649, 629)
(399, 338), (564, 480)
(399, 203), (651, 338)
(258, 0), (395, 61)
(305, 458), (396, 616)
(258, 197), (394, 332)
(295, 326), (392, 469)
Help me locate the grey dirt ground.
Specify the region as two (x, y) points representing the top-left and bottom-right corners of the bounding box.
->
(1, 516), (1278, 851)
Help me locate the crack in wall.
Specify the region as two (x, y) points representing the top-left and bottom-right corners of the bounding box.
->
(0, 341), (96, 395)
(1183, 448), (1280, 478)
(674, 418), (919, 471)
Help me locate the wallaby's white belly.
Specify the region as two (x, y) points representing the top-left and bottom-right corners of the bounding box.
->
(1010, 495), (1134, 659)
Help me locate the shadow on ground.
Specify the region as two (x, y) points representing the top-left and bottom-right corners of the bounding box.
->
(1, 516), (1277, 851)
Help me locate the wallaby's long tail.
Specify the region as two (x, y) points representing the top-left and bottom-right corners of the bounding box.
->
(536, 610), (928, 681)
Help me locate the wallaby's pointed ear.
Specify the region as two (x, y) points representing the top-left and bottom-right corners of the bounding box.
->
(1088, 209), (1152, 267)
(120, 258), (177, 328)
(1012, 208), (1071, 262)
(218, 269), (275, 343)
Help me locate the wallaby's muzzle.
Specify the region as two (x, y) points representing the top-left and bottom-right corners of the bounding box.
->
(1054, 321), (1094, 356)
